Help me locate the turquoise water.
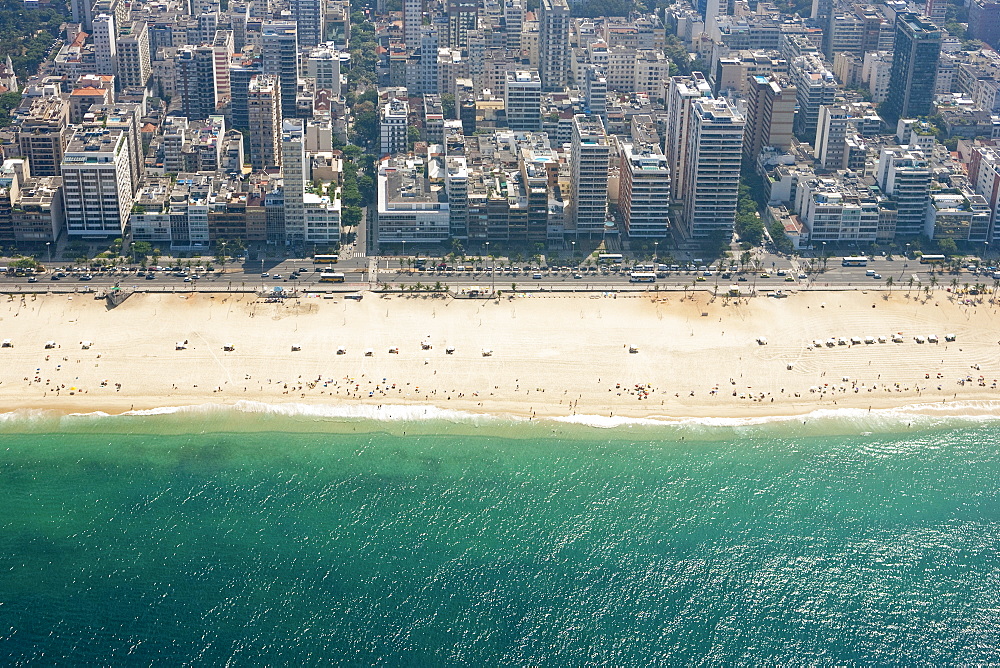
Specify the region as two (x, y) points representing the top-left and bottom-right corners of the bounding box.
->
(2, 408), (999, 664)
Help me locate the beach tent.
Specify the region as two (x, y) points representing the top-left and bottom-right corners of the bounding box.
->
(1, 339), (11, 347)
(291, 344), (301, 351)
(44, 341), (56, 349)
(81, 341), (93, 349)
(223, 343), (236, 351)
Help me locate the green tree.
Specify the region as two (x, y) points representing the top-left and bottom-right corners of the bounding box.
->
(938, 238), (959, 256)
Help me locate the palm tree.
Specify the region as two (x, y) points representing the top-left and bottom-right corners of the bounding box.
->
(907, 277), (914, 294)
(885, 276), (894, 291)
(930, 275), (939, 292)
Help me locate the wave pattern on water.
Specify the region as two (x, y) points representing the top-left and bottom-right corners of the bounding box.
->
(1, 425), (1000, 663)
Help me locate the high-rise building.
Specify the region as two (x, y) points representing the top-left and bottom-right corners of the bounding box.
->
(248, 74), (281, 169)
(969, 0), (1000, 50)
(583, 66), (607, 119)
(619, 140), (671, 238)
(569, 114), (610, 237)
(447, 0), (477, 48)
(504, 70), (541, 131)
(876, 146), (932, 239)
(380, 97), (409, 156)
(814, 104), (851, 170)
(417, 25), (440, 95)
(17, 96), (71, 177)
(176, 45), (219, 120)
(882, 13), (941, 125)
(680, 97), (745, 241)
(60, 129), (134, 237)
(538, 0), (570, 92)
(925, 0), (948, 26)
(93, 14), (117, 80)
(262, 21), (299, 120)
(791, 53), (838, 143)
(229, 53), (261, 131)
(305, 44), (342, 96)
(503, 0), (524, 51)
(665, 73), (712, 204)
(212, 30), (235, 106)
(291, 0), (323, 47)
(82, 103), (144, 195)
(404, 0), (423, 48)
(743, 74), (795, 163)
(116, 21), (151, 88)
(281, 119), (306, 244)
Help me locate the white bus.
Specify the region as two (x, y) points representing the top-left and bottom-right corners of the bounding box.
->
(599, 253), (624, 264)
(629, 271), (657, 283)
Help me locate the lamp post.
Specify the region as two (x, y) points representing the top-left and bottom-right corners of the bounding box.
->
(45, 242), (51, 264)
(571, 240), (576, 264)
(653, 241), (658, 264)
(401, 240), (406, 272)
(822, 241), (827, 270)
(485, 241), (493, 294)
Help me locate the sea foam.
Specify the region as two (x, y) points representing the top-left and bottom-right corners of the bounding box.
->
(2, 399), (1000, 439)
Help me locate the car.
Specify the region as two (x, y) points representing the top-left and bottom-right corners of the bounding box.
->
(532, 273), (542, 279)
(145, 274), (156, 280)
(573, 273), (583, 279)
(184, 277), (192, 282)
(873, 273), (882, 279)
(798, 273), (807, 279)
(696, 276), (706, 282)
(785, 276), (794, 282)
(79, 274), (93, 281)
(261, 272), (269, 277)
(272, 274), (281, 279)
(776, 270), (786, 276)
(760, 273), (770, 278)
(50, 275), (60, 281)
(737, 276), (748, 282)
(27, 277), (37, 283)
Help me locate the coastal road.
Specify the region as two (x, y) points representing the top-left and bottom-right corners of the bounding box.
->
(1, 261), (992, 295)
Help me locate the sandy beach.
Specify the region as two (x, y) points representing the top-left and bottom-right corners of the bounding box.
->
(1, 288), (999, 420)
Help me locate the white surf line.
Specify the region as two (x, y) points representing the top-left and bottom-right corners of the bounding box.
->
(193, 330), (235, 386)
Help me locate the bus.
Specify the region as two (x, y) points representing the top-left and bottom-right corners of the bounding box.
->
(313, 254), (339, 264)
(919, 254), (946, 264)
(841, 256), (868, 267)
(598, 253), (624, 264)
(629, 271), (657, 283)
(319, 272), (346, 283)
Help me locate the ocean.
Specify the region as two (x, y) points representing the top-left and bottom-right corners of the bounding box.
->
(1, 404), (999, 665)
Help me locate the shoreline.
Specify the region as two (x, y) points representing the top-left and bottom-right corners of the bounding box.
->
(1, 290), (999, 427)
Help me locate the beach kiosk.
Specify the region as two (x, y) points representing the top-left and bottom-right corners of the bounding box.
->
(1, 339), (11, 348)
